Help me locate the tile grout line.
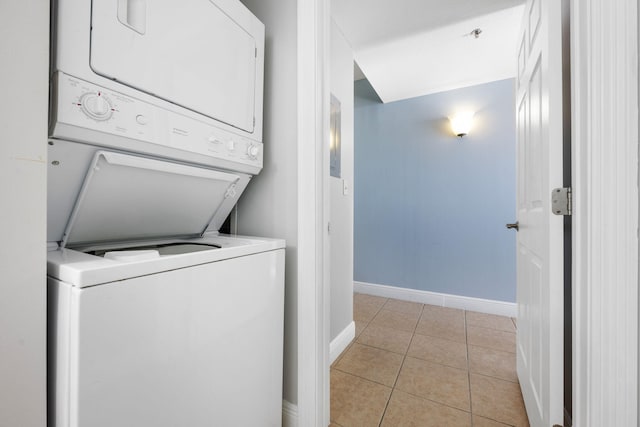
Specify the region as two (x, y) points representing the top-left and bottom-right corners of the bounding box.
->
(331, 365), (394, 389)
(354, 301), (387, 325)
(378, 387), (474, 416)
(465, 310), (475, 427)
(348, 340), (410, 357)
(376, 302), (424, 427)
(368, 299), (388, 324)
(411, 329), (467, 345)
(467, 323), (518, 333)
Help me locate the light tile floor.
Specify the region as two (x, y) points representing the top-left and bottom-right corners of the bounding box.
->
(330, 293), (529, 427)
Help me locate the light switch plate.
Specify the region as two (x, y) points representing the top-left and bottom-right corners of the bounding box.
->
(342, 179), (349, 196)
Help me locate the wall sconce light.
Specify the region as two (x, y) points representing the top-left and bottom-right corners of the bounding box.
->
(449, 111), (475, 137)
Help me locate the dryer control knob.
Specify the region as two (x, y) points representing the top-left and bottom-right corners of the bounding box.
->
(247, 144), (260, 159)
(80, 92), (113, 121)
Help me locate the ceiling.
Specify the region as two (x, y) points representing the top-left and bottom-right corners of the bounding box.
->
(333, 0), (526, 103)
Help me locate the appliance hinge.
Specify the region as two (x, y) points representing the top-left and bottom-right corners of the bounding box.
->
(551, 187), (572, 216)
(224, 183), (238, 199)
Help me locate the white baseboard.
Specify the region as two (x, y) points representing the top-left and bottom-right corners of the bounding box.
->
(329, 321), (355, 364)
(354, 281), (517, 318)
(282, 400), (297, 427)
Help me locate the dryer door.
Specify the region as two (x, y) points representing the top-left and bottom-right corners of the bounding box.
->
(60, 151), (249, 248)
(90, 0), (260, 133)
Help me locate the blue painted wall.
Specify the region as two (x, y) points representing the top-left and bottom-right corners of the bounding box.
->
(354, 78), (516, 302)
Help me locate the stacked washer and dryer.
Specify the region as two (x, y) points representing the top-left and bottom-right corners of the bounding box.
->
(47, 1), (284, 426)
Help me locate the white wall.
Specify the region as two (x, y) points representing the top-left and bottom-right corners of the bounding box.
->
(237, 0), (300, 405)
(329, 22), (354, 341)
(0, 1), (49, 426)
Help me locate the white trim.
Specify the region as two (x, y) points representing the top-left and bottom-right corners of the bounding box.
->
(354, 281), (517, 318)
(282, 400), (298, 427)
(297, 0), (329, 426)
(571, 0), (639, 425)
(319, 0), (331, 424)
(329, 321), (355, 365)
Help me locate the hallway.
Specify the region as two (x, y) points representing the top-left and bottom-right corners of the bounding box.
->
(330, 293), (529, 426)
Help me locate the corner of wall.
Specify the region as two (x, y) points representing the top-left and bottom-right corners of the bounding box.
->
(329, 20), (355, 342)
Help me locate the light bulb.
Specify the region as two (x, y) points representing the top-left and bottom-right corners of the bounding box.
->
(449, 111), (475, 137)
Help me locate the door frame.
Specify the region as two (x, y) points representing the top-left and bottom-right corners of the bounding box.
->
(297, 0), (331, 425)
(571, 0), (638, 425)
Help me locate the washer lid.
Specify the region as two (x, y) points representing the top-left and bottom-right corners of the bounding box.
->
(61, 151), (242, 248)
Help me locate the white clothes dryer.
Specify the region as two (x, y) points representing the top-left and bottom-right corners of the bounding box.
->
(52, 0), (265, 150)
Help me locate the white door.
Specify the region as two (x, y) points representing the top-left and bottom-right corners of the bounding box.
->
(514, 0), (565, 425)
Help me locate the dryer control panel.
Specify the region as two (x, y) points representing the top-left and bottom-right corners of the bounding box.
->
(50, 72), (263, 175)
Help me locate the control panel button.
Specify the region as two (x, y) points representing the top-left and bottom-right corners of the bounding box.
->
(80, 92), (113, 121)
(227, 140), (236, 151)
(135, 114), (149, 125)
(208, 136), (221, 144)
(247, 144), (260, 159)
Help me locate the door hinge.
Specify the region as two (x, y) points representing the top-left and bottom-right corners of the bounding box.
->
(551, 187), (572, 216)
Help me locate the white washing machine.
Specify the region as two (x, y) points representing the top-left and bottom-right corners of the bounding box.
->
(46, 147), (285, 427)
(47, 0), (284, 425)
(48, 235), (284, 427)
